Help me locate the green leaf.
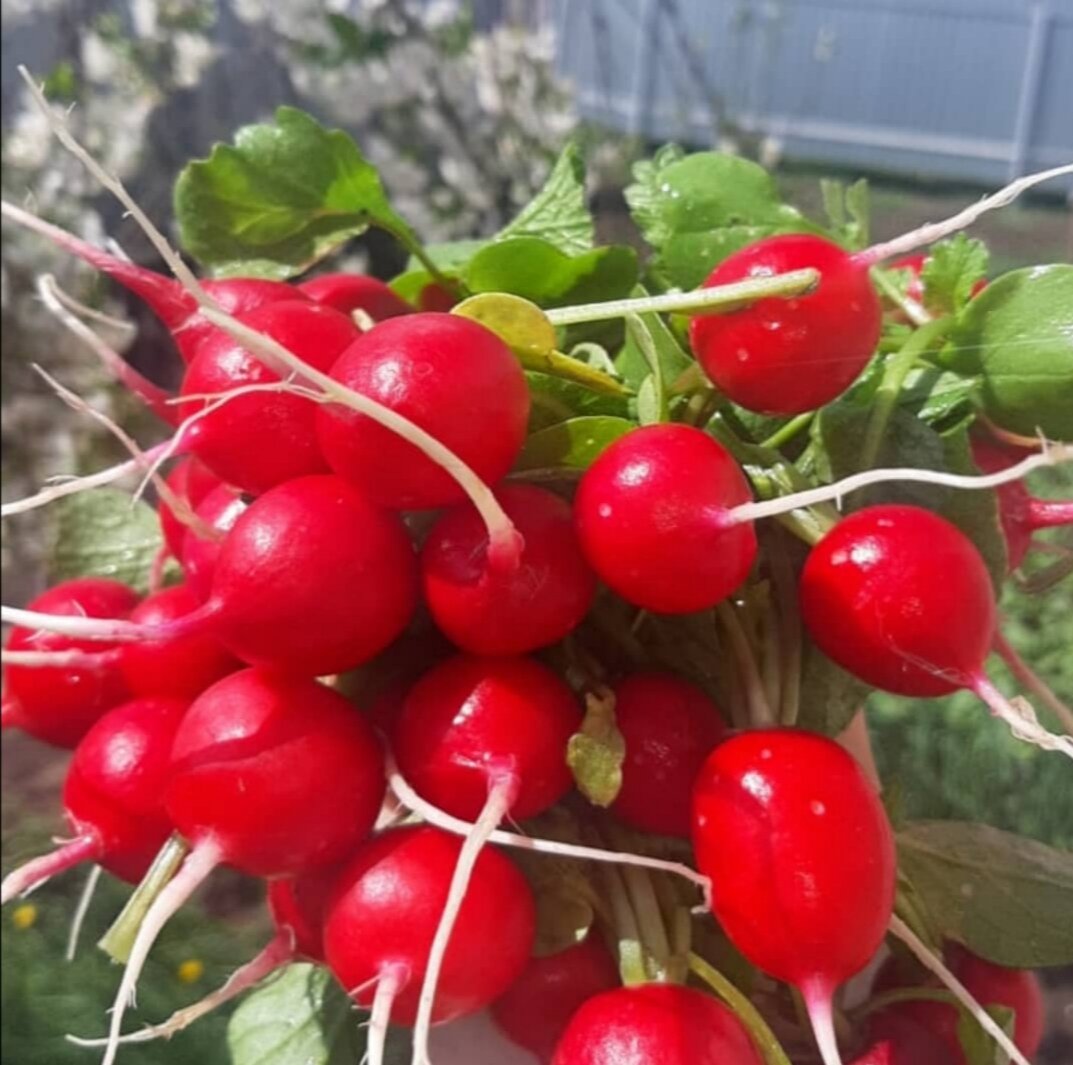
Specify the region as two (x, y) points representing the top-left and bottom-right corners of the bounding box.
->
(517, 416), (634, 471)
(227, 964), (363, 1065)
(464, 237), (638, 308)
(497, 142), (593, 255)
(567, 691), (625, 807)
(819, 178), (869, 249)
(946, 264), (1073, 439)
(896, 820), (1073, 966)
(47, 489), (170, 593)
(811, 407), (1007, 586)
(624, 149), (821, 288)
(921, 235), (989, 315)
(525, 372), (632, 431)
(796, 645), (872, 736)
(176, 107), (419, 280)
(615, 288), (693, 392)
(899, 367), (980, 429)
(624, 315), (668, 424)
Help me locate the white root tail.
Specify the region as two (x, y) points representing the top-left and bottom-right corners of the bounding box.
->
(969, 673), (1073, 759)
(66, 864), (102, 962)
(1, 835), (98, 906)
(993, 629), (1073, 735)
(410, 778), (516, 1065)
(888, 914), (1031, 1065)
(96, 840), (221, 1065)
(801, 980), (843, 1065)
(2, 647), (122, 669)
(859, 163), (1073, 265)
(387, 759), (712, 908)
(366, 966), (405, 1065)
(728, 443), (1073, 526)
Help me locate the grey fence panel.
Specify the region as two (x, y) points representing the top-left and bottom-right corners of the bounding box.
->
(555, 0), (1073, 192)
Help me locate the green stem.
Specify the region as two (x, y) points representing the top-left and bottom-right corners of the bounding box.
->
(860, 317), (953, 468)
(760, 412), (815, 451)
(383, 220), (461, 296)
(597, 861), (650, 987)
(621, 865), (673, 982)
(98, 834), (188, 963)
(767, 530), (803, 727)
(545, 269), (820, 327)
(716, 602), (776, 728)
(530, 348), (634, 397)
(688, 953), (794, 1065)
(871, 267), (932, 326)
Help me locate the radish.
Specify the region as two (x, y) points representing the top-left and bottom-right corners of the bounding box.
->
(853, 1018), (949, 1065)
(74, 864), (341, 1048)
(391, 653), (580, 1063)
(689, 235), (882, 415)
(970, 436), (1072, 572)
(323, 825), (535, 1065)
(870, 944), (1044, 1065)
(158, 458), (224, 559)
(421, 483), (597, 655)
(574, 424), (758, 613)
(178, 299), (358, 492)
(1, 696), (187, 904)
(316, 313), (530, 510)
(118, 585), (240, 698)
(299, 272), (413, 320)
(96, 667), (384, 1065)
(0, 201), (303, 363)
(692, 728), (896, 1065)
(799, 503), (1073, 754)
(1, 578), (138, 747)
(550, 983), (764, 1065)
(178, 482), (248, 601)
(491, 933), (620, 1063)
(609, 673), (726, 838)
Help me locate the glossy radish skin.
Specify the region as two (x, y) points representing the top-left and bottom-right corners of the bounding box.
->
(574, 424), (757, 614)
(971, 436), (1072, 572)
(62, 697), (188, 882)
(692, 730), (896, 998)
(550, 983), (764, 1065)
(179, 300), (359, 493)
(2, 578), (139, 747)
(316, 313), (530, 510)
(299, 273), (413, 320)
(393, 654), (580, 820)
(180, 484), (248, 601)
(119, 585), (240, 699)
(166, 669), (384, 877)
(609, 673), (726, 838)
(266, 863), (343, 963)
(491, 934), (620, 1063)
(871, 945), (1044, 1064)
(323, 825), (535, 1025)
(204, 475), (417, 675)
(689, 234), (882, 414)
(159, 458), (224, 559)
(800, 505), (996, 697)
(421, 484), (597, 656)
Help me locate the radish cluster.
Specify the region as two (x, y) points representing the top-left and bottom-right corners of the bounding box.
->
(2, 129), (1070, 1065)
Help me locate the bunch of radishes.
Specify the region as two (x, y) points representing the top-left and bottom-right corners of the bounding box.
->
(1, 80), (1071, 1065)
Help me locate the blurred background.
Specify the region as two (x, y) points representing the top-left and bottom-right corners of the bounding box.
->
(2, 2), (1071, 1063)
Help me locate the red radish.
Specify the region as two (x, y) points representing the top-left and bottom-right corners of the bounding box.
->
(870, 945), (1044, 1065)
(609, 673), (726, 838)
(79, 865), (341, 1048)
(418, 283), (457, 312)
(0, 200), (303, 363)
(316, 313), (530, 510)
(574, 424), (757, 613)
(98, 668), (385, 1065)
(689, 234), (882, 414)
(799, 504), (1073, 754)
(550, 983), (764, 1065)
(1, 696), (187, 904)
(5, 478), (418, 678)
(392, 653), (580, 1061)
(2, 578), (138, 747)
(970, 436), (1073, 572)
(299, 273), (413, 320)
(323, 825), (535, 1064)
(491, 933), (620, 1063)
(178, 300), (359, 492)
(692, 728), (896, 1065)
(179, 483), (248, 601)
(854, 1016), (950, 1065)
(421, 484), (597, 655)
(119, 585), (239, 699)
(158, 458), (224, 558)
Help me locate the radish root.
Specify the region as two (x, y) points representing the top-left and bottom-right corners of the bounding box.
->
(1, 834), (98, 905)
